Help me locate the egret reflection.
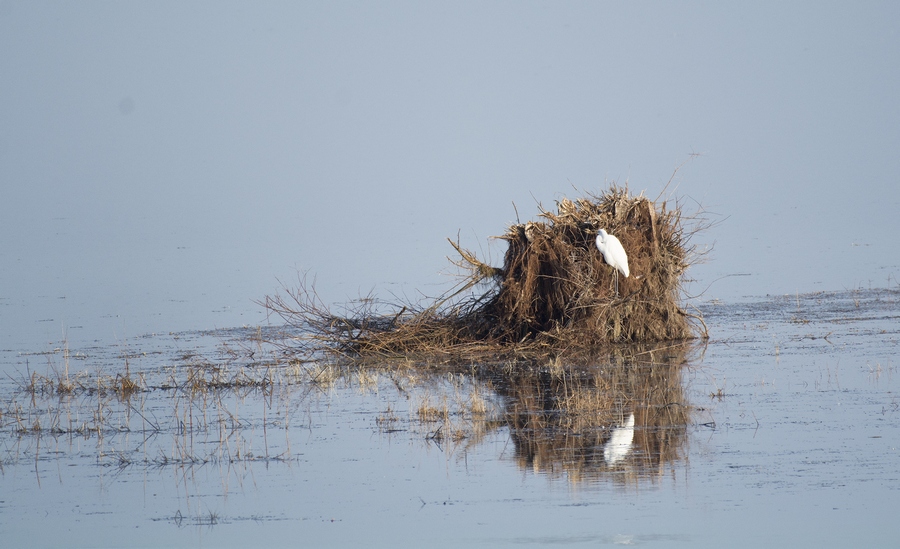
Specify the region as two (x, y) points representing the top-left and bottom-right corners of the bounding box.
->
(497, 343), (694, 483)
(604, 413), (635, 466)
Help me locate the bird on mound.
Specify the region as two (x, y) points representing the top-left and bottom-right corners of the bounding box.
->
(595, 229), (630, 296)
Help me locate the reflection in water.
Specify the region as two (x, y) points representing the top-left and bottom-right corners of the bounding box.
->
(604, 413), (635, 466)
(0, 332), (698, 501)
(493, 343), (694, 484)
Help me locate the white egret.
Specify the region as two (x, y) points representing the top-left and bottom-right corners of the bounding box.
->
(595, 229), (630, 296)
(603, 413), (635, 466)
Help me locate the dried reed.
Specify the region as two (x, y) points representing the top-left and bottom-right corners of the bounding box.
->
(262, 185), (707, 364)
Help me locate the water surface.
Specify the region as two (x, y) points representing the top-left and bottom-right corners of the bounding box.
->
(2, 3), (900, 547)
(1, 288), (897, 547)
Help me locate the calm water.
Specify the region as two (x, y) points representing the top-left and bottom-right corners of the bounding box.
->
(3, 3), (900, 547)
(1, 288), (897, 548)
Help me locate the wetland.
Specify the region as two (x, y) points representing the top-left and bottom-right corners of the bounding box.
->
(2, 287), (898, 547)
(4, 6), (900, 547)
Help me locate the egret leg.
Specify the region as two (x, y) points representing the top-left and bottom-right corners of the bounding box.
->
(614, 270), (619, 297)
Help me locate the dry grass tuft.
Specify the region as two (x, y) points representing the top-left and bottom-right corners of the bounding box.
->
(262, 185), (707, 364)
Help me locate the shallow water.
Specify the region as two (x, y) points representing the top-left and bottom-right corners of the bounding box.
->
(3, 4), (899, 546)
(1, 288), (898, 548)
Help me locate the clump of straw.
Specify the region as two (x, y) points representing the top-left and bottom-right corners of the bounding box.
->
(263, 185), (706, 363)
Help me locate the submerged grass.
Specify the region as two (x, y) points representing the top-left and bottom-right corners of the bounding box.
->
(1, 332), (700, 483)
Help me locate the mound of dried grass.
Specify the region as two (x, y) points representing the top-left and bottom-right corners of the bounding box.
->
(263, 185), (706, 363)
(461, 185), (702, 345)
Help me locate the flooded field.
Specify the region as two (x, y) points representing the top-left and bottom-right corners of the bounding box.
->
(1, 288), (898, 548)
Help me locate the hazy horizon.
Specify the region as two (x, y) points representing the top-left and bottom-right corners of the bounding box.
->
(2, 1), (898, 350)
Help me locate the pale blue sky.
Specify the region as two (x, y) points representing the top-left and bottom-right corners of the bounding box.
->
(2, 1), (899, 346)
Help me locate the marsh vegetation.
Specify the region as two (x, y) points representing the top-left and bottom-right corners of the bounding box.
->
(2, 187), (710, 503)
(1, 330), (697, 485)
(262, 186), (709, 364)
